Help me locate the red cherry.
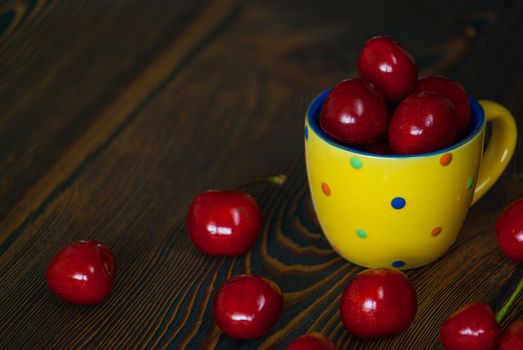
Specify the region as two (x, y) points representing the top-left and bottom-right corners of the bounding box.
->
(388, 91), (457, 154)
(440, 302), (500, 350)
(499, 319), (523, 350)
(46, 240), (116, 305)
(319, 78), (389, 146)
(286, 332), (337, 350)
(187, 190), (262, 256)
(414, 76), (471, 136)
(496, 199), (523, 262)
(213, 274), (283, 339)
(358, 36), (418, 102)
(339, 268), (417, 339)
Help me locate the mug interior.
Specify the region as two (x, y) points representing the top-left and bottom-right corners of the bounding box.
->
(306, 88), (485, 158)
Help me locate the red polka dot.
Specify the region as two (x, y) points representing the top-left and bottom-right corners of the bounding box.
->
(440, 153), (452, 166)
(321, 182), (331, 196)
(431, 227), (442, 236)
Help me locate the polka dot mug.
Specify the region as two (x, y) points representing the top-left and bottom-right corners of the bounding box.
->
(304, 89), (517, 269)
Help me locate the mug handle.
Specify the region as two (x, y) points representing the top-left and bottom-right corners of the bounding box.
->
(471, 100), (517, 205)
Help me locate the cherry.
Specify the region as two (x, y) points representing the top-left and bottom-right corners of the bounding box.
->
(358, 36), (418, 102)
(499, 319), (523, 350)
(286, 332), (337, 350)
(414, 76), (471, 136)
(213, 274), (283, 339)
(187, 190), (262, 256)
(319, 78), (389, 146)
(440, 303), (500, 350)
(46, 240), (116, 305)
(440, 277), (523, 350)
(496, 199), (523, 262)
(388, 91), (457, 154)
(339, 268), (417, 339)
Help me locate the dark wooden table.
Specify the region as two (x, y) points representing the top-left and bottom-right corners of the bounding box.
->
(1, 0), (522, 349)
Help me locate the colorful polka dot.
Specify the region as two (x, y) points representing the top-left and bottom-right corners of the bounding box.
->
(350, 156), (363, 170)
(304, 126), (309, 141)
(440, 153), (453, 166)
(392, 260), (405, 268)
(321, 182), (331, 196)
(391, 197), (406, 209)
(356, 228), (368, 238)
(466, 176), (474, 189)
(431, 226), (442, 237)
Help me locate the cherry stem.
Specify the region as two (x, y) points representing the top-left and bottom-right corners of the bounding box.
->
(238, 174), (287, 190)
(496, 277), (523, 323)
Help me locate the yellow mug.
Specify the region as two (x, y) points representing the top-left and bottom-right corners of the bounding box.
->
(305, 89), (517, 269)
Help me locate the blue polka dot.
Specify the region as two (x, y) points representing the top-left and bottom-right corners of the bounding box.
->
(391, 197), (406, 209)
(392, 260), (405, 268)
(304, 126), (308, 141)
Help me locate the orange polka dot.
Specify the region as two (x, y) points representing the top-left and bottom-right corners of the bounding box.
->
(431, 227), (442, 236)
(440, 153), (452, 166)
(321, 182), (331, 196)
(333, 246), (341, 254)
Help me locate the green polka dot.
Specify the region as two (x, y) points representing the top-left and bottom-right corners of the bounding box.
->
(466, 176), (474, 189)
(350, 157), (363, 170)
(356, 228), (367, 238)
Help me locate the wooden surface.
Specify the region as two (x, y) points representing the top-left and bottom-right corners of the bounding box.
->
(1, 0), (522, 349)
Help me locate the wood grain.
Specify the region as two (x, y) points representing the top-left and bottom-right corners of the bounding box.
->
(0, 0), (231, 250)
(1, 0), (522, 349)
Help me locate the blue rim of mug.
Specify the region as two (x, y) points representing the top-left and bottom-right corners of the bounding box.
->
(306, 88), (485, 159)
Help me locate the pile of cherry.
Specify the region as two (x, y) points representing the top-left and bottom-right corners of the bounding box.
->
(44, 37), (523, 350)
(320, 36), (471, 155)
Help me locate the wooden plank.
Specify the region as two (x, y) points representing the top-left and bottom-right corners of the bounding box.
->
(0, 0), (241, 252)
(1, 0), (522, 349)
